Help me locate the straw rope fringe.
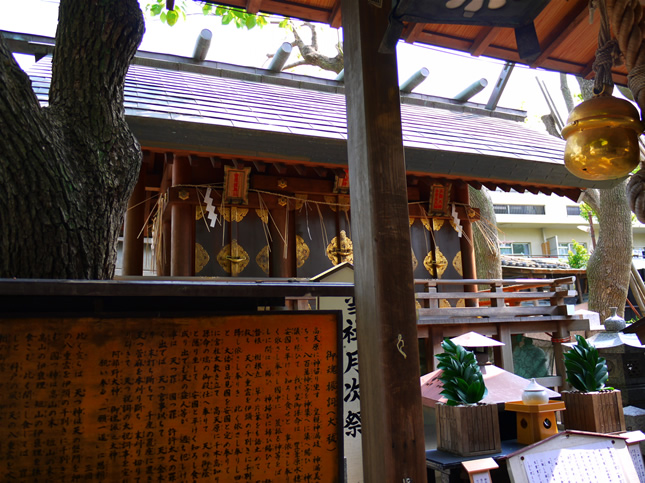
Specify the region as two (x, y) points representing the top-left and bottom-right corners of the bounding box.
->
(146, 183), (488, 274)
(602, 0), (645, 222)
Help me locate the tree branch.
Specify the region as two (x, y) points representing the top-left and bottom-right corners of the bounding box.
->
(580, 188), (601, 213)
(288, 21), (343, 74)
(52, 0), (144, 118)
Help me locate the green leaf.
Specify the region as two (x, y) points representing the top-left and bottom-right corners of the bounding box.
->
(215, 6), (225, 15)
(160, 11), (167, 23)
(150, 3), (162, 16)
(222, 13), (233, 25)
(279, 18), (289, 28)
(166, 9), (179, 26)
(564, 335), (609, 392)
(202, 4), (213, 14)
(246, 15), (257, 29)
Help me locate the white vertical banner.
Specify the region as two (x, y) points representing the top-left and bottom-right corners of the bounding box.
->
(315, 264), (363, 483)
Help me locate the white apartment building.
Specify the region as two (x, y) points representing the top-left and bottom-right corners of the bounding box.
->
(488, 189), (645, 269)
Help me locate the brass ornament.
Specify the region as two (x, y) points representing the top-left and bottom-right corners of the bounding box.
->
(411, 248), (418, 271)
(217, 240), (249, 275)
(195, 243), (210, 274)
(218, 206), (248, 223)
(296, 235), (310, 268)
(409, 217), (415, 227)
(562, 95), (644, 180)
(256, 245), (270, 275)
(453, 251), (463, 277)
(338, 195), (350, 212)
(278, 197), (288, 207)
(196, 205), (204, 221)
(440, 299), (465, 308)
(295, 194), (308, 210)
(423, 218), (445, 232)
(326, 230), (353, 265)
(255, 209), (269, 224)
(423, 246), (448, 278)
(178, 189), (190, 201)
(277, 178), (288, 189)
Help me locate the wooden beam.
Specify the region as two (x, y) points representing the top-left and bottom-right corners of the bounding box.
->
(123, 168), (146, 276)
(170, 156), (194, 276)
(273, 162), (288, 175)
(456, 183), (477, 305)
(403, 23), (425, 44)
(245, 0), (262, 14)
(341, 0), (427, 482)
(269, 207), (296, 277)
(469, 26), (499, 57)
(293, 164), (308, 176)
(328, 0), (342, 28)
(253, 160), (267, 173)
(314, 167), (328, 177)
(530, 3), (589, 68)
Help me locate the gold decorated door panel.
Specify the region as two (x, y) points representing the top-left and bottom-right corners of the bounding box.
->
(410, 217), (465, 306)
(195, 206), (267, 277)
(295, 201), (353, 278)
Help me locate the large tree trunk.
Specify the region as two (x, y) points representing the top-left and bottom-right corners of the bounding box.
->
(469, 186), (502, 279)
(0, 0), (145, 279)
(582, 183), (633, 320)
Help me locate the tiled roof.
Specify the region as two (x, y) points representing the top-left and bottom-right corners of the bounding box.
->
(24, 55), (611, 191)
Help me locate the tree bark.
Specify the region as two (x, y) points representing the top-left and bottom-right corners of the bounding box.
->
(560, 72), (575, 113)
(583, 181), (633, 320)
(0, 0), (144, 278)
(469, 186), (502, 279)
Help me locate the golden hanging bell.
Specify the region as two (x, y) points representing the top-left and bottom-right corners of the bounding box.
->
(561, 95), (644, 180)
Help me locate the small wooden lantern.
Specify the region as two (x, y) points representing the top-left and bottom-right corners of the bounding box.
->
(505, 400), (565, 445)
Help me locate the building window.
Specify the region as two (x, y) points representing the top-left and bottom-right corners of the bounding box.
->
(567, 206), (581, 216)
(558, 241), (586, 257)
(494, 205), (545, 215)
(500, 242), (531, 256)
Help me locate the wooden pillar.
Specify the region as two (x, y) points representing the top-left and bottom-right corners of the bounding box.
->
(122, 167), (146, 276)
(170, 156), (194, 276)
(269, 204), (296, 278)
(162, 220), (171, 276)
(457, 183), (478, 306)
(342, 1), (427, 482)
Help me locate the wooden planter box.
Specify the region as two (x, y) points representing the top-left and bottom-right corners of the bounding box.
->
(562, 390), (626, 433)
(436, 403), (501, 456)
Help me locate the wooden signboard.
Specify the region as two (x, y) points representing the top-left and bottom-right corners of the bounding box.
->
(0, 312), (342, 482)
(506, 431), (640, 482)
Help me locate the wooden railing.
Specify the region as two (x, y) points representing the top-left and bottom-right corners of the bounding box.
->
(414, 277), (590, 389)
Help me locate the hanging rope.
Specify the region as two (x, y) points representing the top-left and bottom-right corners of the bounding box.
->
(592, 0), (622, 95)
(598, 0), (645, 222)
(605, 0), (645, 107)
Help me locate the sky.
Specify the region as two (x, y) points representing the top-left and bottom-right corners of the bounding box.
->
(1, 0), (587, 131)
